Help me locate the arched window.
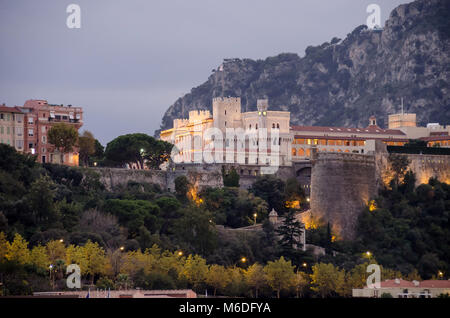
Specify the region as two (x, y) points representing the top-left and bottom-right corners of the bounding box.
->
(249, 124), (252, 129)
(256, 124), (258, 130)
(298, 148), (305, 156)
(225, 110), (227, 115)
(272, 123), (275, 128)
(277, 123), (280, 129)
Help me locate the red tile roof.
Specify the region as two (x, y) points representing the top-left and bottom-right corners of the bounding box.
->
(291, 125), (406, 136)
(421, 136), (450, 141)
(0, 106), (22, 113)
(420, 280), (450, 288)
(379, 279), (416, 288)
(293, 134), (409, 142)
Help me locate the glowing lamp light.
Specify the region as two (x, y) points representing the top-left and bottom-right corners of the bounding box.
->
(178, 251), (183, 257)
(119, 246), (125, 251)
(302, 263), (307, 268)
(366, 251), (372, 257)
(241, 257), (247, 263)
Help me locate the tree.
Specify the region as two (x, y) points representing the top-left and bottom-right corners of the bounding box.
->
(174, 175), (190, 200)
(46, 240), (66, 264)
(0, 232), (8, 260)
(276, 210), (304, 262)
(30, 245), (50, 270)
(388, 154), (411, 187)
(27, 176), (58, 228)
(143, 139), (173, 170)
(78, 130), (96, 166)
(104, 133), (172, 169)
(293, 270), (309, 298)
(284, 178), (306, 210)
(250, 175), (287, 214)
(206, 264), (230, 296)
(222, 167), (240, 187)
(179, 254), (208, 290)
(404, 139), (427, 148)
(81, 240), (107, 285)
(47, 123), (78, 154)
(6, 233), (30, 265)
(263, 256), (295, 298)
(244, 263), (266, 298)
(174, 206), (217, 255)
(310, 263), (346, 298)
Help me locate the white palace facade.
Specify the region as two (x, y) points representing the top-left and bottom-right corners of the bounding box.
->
(160, 97), (450, 168)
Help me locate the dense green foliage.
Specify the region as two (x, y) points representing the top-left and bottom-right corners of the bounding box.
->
(47, 123), (79, 153)
(104, 133), (172, 169)
(1, 144), (449, 296)
(355, 177), (450, 279)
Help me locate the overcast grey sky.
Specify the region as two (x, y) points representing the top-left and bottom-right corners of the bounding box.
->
(0, 0), (412, 145)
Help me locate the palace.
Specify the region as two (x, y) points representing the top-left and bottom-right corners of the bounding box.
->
(160, 97), (450, 167)
(0, 99), (83, 166)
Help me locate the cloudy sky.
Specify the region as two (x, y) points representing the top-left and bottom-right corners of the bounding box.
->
(0, 0), (412, 145)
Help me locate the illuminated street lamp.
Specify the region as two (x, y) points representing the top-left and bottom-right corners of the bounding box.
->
(306, 198), (310, 202)
(366, 251), (372, 257)
(178, 251), (183, 257)
(253, 213), (257, 225)
(241, 257), (247, 264)
(59, 239), (64, 243)
(119, 246), (125, 251)
(302, 262), (307, 268)
(438, 271), (444, 278)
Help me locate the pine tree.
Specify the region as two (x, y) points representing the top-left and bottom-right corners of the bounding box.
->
(276, 210), (303, 262)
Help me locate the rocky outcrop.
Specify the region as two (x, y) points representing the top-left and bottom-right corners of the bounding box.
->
(157, 0), (449, 135)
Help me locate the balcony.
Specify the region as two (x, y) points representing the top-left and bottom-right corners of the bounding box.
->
(47, 117), (81, 124)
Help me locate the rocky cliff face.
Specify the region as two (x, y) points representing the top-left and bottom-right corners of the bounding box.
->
(157, 0), (449, 135)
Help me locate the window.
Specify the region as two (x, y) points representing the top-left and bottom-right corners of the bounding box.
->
(292, 148), (296, 156)
(225, 121), (227, 127)
(42, 126), (46, 133)
(0, 114), (3, 120)
(256, 124), (258, 130)
(28, 117), (34, 124)
(0, 126), (3, 134)
(7, 127), (10, 135)
(272, 123), (275, 128)
(298, 148), (305, 156)
(28, 129), (34, 137)
(224, 110), (226, 115)
(16, 140), (23, 149)
(42, 136), (46, 144)
(277, 123), (280, 129)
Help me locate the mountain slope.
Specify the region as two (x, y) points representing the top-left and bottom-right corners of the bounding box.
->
(157, 0), (450, 135)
